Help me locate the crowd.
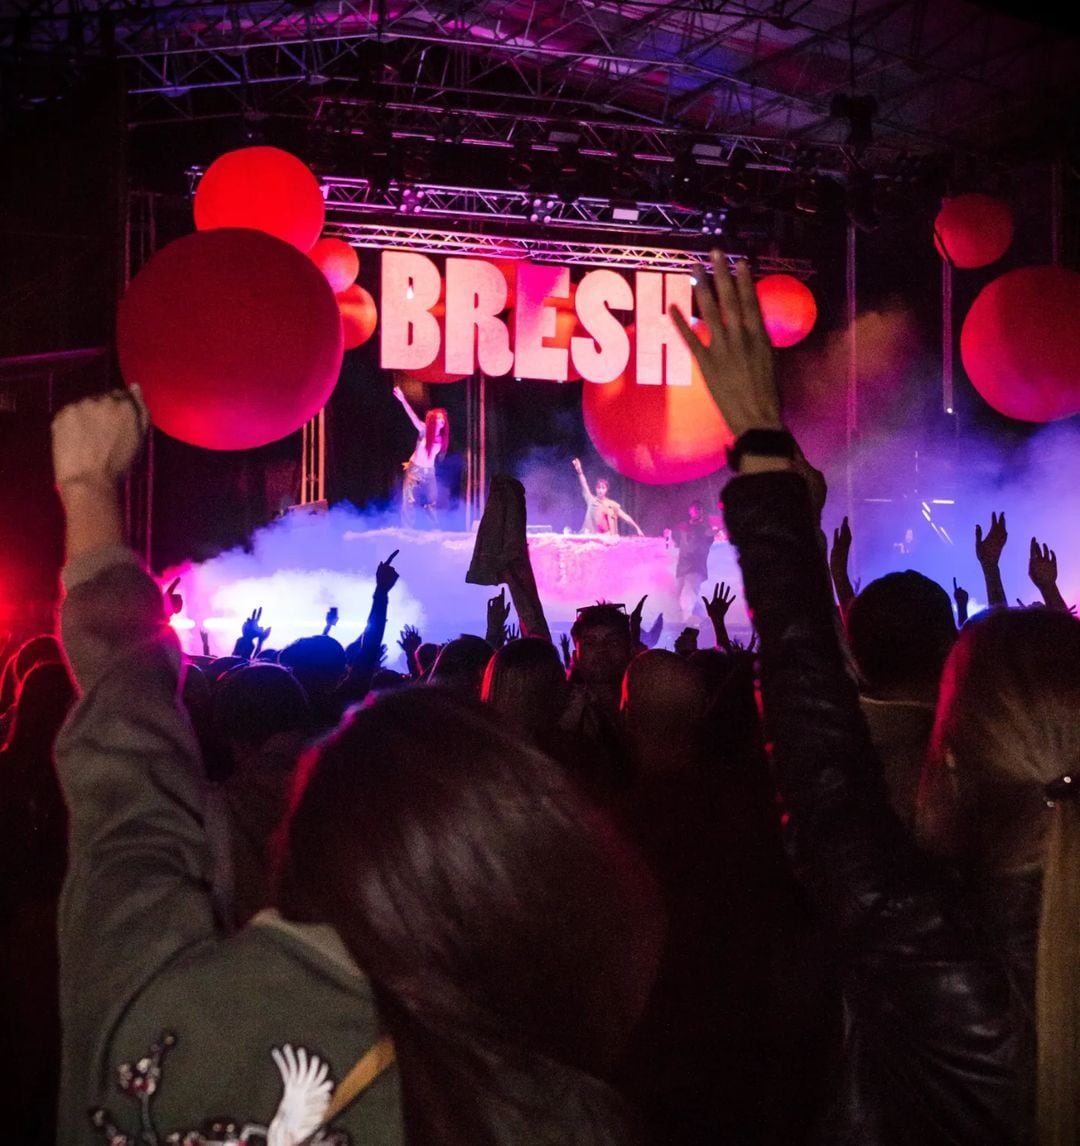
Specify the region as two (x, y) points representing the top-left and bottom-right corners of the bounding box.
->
(1, 254), (1076, 1146)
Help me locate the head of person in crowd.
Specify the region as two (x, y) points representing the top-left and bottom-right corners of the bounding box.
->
(918, 606), (1080, 1146)
(276, 687), (662, 1144)
(621, 650), (709, 778)
(426, 634), (493, 697)
(2, 659), (75, 761)
(414, 641), (441, 679)
(278, 635), (347, 729)
(570, 605), (635, 696)
(481, 636), (568, 745)
(0, 633), (63, 714)
(212, 662), (310, 771)
(845, 571), (957, 701)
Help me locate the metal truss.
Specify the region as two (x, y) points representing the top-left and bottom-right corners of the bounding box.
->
(311, 220), (813, 279)
(320, 177), (728, 239)
(5, 0), (1073, 160)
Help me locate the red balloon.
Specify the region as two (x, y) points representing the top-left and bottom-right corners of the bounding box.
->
(117, 228), (343, 450)
(755, 274), (817, 348)
(934, 194), (1014, 269)
(194, 146), (326, 253)
(582, 324), (733, 485)
(960, 265), (1080, 423)
(309, 238), (360, 293)
(337, 284), (379, 350)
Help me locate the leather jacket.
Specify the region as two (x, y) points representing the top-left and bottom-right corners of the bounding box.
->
(723, 472), (1029, 1146)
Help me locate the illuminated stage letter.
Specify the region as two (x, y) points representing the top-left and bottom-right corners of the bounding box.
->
(634, 271), (694, 386)
(380, 251), (442, 371)
(513, 263), (570, 381)
(445, 258), (513, 377)
(572, 270), (633, 383)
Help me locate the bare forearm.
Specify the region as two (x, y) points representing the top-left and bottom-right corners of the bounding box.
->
(980, 562), (1007, 608)
(504, 559), (551, 643)
(59, 480), (124, 562)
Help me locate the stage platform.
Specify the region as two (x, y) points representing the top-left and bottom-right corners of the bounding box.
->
(170, 518), (750, 665)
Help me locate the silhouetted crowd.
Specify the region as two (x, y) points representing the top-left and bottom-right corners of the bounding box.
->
(3, 258), (1077, 1146)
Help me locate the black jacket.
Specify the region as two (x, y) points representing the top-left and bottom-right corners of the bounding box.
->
(724, 472), (1029, 1146)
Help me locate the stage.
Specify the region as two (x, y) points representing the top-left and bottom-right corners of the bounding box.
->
(167, 512), (749, 667)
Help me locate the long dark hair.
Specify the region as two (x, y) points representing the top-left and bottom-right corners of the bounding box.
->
(276, 687), (660, 1145)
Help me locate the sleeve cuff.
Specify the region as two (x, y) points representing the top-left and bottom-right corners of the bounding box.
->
(62, 544), (143, 593)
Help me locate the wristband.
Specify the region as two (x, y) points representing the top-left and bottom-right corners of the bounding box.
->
(727, 428), (797, 472)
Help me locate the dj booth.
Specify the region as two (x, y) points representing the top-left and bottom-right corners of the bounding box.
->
(342, 526), (748, 635)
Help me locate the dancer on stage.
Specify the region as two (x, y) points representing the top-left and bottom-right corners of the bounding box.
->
(394, 385), (449, 528)
(571, 457), (644, 536)
(664, 498), (722, 623)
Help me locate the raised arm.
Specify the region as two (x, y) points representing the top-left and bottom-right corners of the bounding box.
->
(1028, 536), (1069, 612)
(974, 512), (1008, 608)
(571, 457), (592, 504)
(393, 384), (425, 435)
(51, 391), (216, 1141)
(673, 251), (1015, 1139)
(345, 550), (400, 676)
(829, 515), (857, 616)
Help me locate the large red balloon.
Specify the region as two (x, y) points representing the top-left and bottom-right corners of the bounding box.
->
(309, 238), (360, 293)
(337, 284), (379, 350)
(934, 194), (1014, 269)
(960, 266), (1080, 423)
(582, 324), (733, 485)
(194, 146), (326, 253)
(755, 274), (817, 348)
(117, 228), (344, 450)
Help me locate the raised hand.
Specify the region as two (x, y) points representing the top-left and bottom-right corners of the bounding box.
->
(559, 632), (572, 669)
(642, 611), (665, 649)
(702, 581), (737, 653)
(830, 517), (852, 579)
(486, 586), (512, 647)
(199, 627), (211, 657)
(629, 594), (647, 645)
(829, 515), (856, 612)
(952, 577), (969, 625)
(504, 623), (521, 643)
(974, 512), (1008, 608)
(670, 252), (781, 441)
(571, 457), (583, 475)
(164, 576), (183, 617)
(51, 387), (148, 493)
(322, 606), (339, 636)
(241, 607), (269, 642)
(392, 385), (405, 402)
(1028, 537), (1057, 590)
(1029, 536), (1068, 611)
(975, 512), (1007, 567)
(398, 625), (422, 657)
(375, 550), (400, 593)
(235, 606), (271, 658)
(702, 581), (736, 623)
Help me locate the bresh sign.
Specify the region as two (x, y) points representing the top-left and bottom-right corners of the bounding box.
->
(379, 250), (697, 386)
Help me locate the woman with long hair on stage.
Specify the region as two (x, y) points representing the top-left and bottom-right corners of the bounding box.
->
(394, 384), (449, 528)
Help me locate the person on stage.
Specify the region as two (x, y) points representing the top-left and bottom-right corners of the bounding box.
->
(394, 384), (449, 528)
(571, 457), (644, 537)
(664, 499), (722, 623)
